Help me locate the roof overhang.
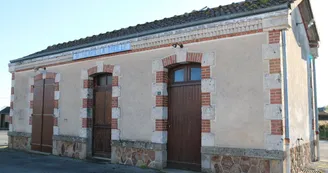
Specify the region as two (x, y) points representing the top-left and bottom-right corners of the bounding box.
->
(10, 1), (291, 64)
(298, 0), (320, 50)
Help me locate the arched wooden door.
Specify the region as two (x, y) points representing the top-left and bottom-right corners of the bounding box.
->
(92, 74), (112, 158)
(167, 64), (201, 171)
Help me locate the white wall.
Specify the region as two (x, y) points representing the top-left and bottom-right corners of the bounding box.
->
(13, 32), (267, 148)
(287, 6), (313, 148)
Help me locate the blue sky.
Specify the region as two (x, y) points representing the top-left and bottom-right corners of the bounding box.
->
(0, 0), (327, 108)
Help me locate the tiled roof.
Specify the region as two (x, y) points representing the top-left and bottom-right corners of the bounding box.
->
(12, 0), (292, 63)
(0, 107), (10, 115)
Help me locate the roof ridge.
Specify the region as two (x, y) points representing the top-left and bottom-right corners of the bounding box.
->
(12, 0), (290, 63)
(44, 0), (282, 50)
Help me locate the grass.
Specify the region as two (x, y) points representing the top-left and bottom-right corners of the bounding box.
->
(139, 165), (148, 169)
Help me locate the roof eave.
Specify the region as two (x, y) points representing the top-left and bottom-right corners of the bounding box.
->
(10, 3), (290, 64)
(298, 0), (320, 48)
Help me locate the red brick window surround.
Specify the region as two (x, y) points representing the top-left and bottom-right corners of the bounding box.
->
(187, 53), (202, 63)
(201, 66), (211, 79)
(162, 55), (177, 67)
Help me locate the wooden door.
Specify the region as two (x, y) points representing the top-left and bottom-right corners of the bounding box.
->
(167, 64), (201, 171)
(93, 74), (112, 158)
(31, 78), (54, 153)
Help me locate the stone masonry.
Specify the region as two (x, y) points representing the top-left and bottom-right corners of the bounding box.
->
(111, 140), (166, 169)
(7, 132), (31, 151)
(52, 135), (87, 160)
(290, 142), (312, 173)
(211, 155), (270, 173)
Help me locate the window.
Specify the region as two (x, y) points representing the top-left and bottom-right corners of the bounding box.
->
(96, 74), (112, 86)
(190, 67), (201, 81)
(174, 69), (185, 82)
(98, 75), (107, 86)
(170, 64), (201, 84)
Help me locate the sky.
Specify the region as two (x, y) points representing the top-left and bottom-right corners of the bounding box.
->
(0, 0), (327, 108)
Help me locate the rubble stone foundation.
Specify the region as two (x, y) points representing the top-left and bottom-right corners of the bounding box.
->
(111, 140), (166, 169)
(8, 132), (31, 151)
(290, 142), (312, 173)
(52, 135), (87, 159)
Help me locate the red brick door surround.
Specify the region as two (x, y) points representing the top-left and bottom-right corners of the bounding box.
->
(28, 72), (61, 153)
(151, 50), (216, 147)
(80, 62), (121, 157)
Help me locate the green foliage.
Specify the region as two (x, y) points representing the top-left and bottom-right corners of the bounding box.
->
(139, 165), (148, 169)
(250, 4), (258, 9)
(259, 0), (269, 4)
(320, 124), (328, 140)
(320, 124), (328, 130)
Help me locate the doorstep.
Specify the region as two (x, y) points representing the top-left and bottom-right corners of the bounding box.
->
(92, 156), (111, 161)
(27, 150), (51, 156)
(86, 156), (112, 164)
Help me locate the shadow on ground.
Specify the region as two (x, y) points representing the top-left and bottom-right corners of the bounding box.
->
(0, 148), (198, 173)
(0, 148), (161, 173)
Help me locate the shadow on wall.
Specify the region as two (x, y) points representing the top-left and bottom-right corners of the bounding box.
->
(291, 1), (318, 62)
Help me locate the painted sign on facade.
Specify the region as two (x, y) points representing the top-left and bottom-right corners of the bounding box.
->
(73, 43), (131, 60)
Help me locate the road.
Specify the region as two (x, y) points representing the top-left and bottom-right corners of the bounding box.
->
(321, 140), (328, 161)
(0, 149), (161, 173)
(0, 131), (326, 172)
(0, 132), (192, 173)
(0, 130), (8, 146)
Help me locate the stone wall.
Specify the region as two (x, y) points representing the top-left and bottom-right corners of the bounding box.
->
(201, 147), (284, 173)
(210, 156), (270, 173)
(290, 142), (312, 173)
(113, 146), (156, 167)
(8, 136), (30, 150)
(111, 140), (166, 169)
(7, 132), (31, 150)
(52, 135), (87, 159)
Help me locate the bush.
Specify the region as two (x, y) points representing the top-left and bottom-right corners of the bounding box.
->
(319, 125), (328, 140)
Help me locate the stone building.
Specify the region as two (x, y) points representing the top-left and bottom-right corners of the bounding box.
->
(7, 0), (320, 172)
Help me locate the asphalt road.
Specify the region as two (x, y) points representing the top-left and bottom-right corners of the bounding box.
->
(0, 132), (191, 173)
(321, 140), (328, 161)
(0, 130), (8, 146)
(0, 131), (326, 172)
(0, 149), (161, 173)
